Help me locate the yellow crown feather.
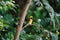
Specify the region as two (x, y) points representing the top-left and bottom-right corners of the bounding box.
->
(30, 16), (33, 19)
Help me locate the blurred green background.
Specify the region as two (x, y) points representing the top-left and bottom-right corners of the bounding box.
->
(0, 0), (60, 40)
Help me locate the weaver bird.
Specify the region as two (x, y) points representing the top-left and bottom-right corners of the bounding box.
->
(23, 16), (33, 29)
(27, 16), (33, 24)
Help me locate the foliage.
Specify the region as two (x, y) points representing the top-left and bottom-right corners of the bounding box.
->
(0, 0), (60, 40)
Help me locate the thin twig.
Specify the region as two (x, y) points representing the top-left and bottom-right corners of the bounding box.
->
(22, 24), (33, 30)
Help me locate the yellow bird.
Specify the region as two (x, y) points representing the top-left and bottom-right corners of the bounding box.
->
(22, 16), (33, 29)
(28, 16), (33, 24)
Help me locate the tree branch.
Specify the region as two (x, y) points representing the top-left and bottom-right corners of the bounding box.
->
(14, 0), (32, 40)
(22, 24), (33, 30)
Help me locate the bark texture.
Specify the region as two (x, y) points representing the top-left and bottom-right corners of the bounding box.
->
(14, 0), (32, 40)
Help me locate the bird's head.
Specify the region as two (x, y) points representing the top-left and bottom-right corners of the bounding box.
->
(30, 16), (33, 19)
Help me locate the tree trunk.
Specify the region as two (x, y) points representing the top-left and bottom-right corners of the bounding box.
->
(14, 0), (32, 40)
